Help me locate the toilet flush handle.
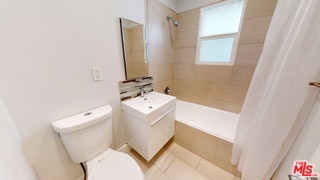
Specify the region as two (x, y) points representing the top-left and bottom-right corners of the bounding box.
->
(309, 82), (320, 88)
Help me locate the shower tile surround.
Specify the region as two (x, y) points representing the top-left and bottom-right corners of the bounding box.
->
(148, 0), (278, 113)
(147, 0), (176, 96)
(174, 0), (277, 113)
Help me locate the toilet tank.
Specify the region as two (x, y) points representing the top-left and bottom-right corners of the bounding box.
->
(51, 105), (113, 163)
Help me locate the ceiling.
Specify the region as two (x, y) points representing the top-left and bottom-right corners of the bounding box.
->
(158, 0), (221, 13)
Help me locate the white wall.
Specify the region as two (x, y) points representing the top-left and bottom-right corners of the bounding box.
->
(0, 0), (145, 179)
(274, 92), (320, 179)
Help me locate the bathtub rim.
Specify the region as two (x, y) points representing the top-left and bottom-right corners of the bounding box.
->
(175, 100), (239, 143)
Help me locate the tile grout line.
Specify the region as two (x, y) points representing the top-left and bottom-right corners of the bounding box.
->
(196, 158), (215, 180)
(163, 155), (176, 174)
(167, 143), (202, 169)
(196, 158), (201, 169)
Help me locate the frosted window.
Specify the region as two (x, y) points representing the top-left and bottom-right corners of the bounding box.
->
(197, 0), (244, 65)
(201, 1), (243, 37)
(199, 37), (234, 62)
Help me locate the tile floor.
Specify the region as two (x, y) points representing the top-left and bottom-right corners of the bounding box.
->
(125, 142), (240, 180)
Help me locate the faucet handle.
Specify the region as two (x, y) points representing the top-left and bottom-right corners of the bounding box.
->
(164, 87), (170, 94)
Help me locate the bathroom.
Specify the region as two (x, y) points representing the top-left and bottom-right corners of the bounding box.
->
(1, 0), (320, 180)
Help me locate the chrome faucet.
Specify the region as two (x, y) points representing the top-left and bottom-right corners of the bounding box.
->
(139, 86), (146, 97)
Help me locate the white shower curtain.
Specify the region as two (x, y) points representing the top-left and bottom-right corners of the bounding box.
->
(231, 0), (320, 179)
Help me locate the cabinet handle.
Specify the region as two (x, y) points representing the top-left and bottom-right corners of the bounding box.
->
(150, 115), (166, 126)
(149, 108), (175, 126)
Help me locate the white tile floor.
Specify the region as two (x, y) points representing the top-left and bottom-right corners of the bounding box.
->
(125, 142), (240, 180)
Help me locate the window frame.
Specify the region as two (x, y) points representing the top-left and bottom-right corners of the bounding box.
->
(195, 0), (245, 65)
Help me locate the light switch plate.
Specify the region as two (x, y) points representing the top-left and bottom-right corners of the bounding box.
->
(92, 67), (103, 81)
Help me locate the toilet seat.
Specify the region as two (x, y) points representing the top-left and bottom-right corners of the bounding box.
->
(86, 148), (144, 180)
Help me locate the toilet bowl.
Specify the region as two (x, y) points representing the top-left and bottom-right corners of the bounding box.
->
(87, 148), (144, 180)
(86, 149), (144, 180)
(51, 105), (144, 180)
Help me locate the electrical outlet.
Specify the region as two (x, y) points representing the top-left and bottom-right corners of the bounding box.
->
(91, 67), (103, 81)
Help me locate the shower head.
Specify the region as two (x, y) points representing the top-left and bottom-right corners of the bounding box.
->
(167, 16), (179, 27)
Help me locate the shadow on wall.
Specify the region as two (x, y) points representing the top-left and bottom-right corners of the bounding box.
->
(0, 99), (38, 180)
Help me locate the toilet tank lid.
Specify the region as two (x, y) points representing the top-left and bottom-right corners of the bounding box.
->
(51, 105), (112, 134)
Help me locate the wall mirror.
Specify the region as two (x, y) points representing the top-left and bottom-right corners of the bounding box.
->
(120, 18), (148, 79)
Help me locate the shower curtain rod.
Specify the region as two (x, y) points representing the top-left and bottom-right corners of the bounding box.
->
(309, 82), (320, 88)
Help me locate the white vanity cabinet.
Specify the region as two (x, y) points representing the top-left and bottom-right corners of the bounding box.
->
(123, 107), (175, 161)
(121, 92), (176, 161)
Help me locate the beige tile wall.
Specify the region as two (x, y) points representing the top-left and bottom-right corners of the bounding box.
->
(173, 0), (278, 113)
(148, 0), (176, 93)
(174, 121), (241, 177)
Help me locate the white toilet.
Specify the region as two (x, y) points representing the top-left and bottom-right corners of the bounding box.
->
(51, 105), (144, 180)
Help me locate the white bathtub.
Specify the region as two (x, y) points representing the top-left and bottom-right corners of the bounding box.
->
(175, 100), (239, 143)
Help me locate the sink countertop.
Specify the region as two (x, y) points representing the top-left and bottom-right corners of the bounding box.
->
(122, 92), (176, 123)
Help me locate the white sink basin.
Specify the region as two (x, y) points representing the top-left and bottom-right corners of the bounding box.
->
(122, 92), (176, 123)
